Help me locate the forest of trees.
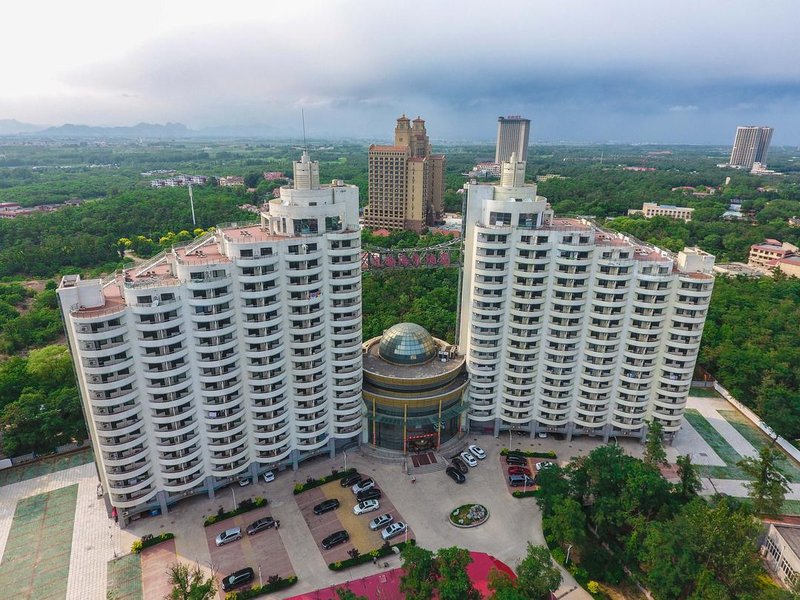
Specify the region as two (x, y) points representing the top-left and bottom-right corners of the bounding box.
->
(537, 445), (796, 600)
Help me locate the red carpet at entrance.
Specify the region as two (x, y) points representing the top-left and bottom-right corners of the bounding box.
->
(285, 551), (516, 599)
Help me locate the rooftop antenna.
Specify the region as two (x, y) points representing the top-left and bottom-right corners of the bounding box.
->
(188, 184), (196, 226)
(301, 109), (307, 152)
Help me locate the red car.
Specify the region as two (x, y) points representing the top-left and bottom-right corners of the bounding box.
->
(508, 466), (533, 477)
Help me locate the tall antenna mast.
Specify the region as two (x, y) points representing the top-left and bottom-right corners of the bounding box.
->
(301, 109), (307, 151)
(188, 184), (196, 226)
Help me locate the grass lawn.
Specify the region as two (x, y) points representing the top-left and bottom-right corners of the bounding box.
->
(732, 497), (800, 516)
(689, 386), (721, 398)
(718, 410), (800, 483)
(683, 409), (752, 479)
(107, 554), (143, 600)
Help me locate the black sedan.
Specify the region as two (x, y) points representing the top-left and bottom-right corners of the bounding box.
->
(313, 498), (340, 515)
(356, 488), (382, 502)
(451, 456), (468, 474)
(446, 466), (466, 484)
(221, 567), (254, 592)
(321, 529), (350, 549)
(246, 517), (275, 535)
(340, 472), (362, 487)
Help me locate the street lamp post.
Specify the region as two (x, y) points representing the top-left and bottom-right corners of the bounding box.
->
(344, 451), (347, 471)
(231, 486), (237, 511)
(258, 565), (262, 587)
(565, 544), (573, 565)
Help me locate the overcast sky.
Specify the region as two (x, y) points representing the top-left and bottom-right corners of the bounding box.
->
(3, 0), (799, 144)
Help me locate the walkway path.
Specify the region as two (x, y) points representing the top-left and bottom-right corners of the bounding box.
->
(0, 461), (120, 600)
(687, 396), (758, 459)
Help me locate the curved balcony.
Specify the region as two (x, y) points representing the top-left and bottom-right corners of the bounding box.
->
(105, 460), (151, 482)
(110, 487), (159, 510)
(158, 445), (203, 467)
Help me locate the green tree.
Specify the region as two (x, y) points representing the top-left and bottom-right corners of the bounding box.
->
(400, 544), (436, 600)
(675, 454), (702, 500)
(435, 546), (480, 600)
(515, 544), (562, 600)
(543, 497), (586, 547)
(738, 447), (791, 515)
(643, 420), (668, 466)
(26, 345), (74, 388)
(487, 569), (527, 600)
(164, 563), (216, 600)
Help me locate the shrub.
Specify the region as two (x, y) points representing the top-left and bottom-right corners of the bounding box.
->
(203, 498), (268, 527)
(512, 490), (539, 498)
(500, 448), (557, 459)
(587, 581), (601, 594)
(131, 532), (174, 554)
(293, 468), (357, 495)
(224, 575), (298, 599)
(329, 541), (408, 570)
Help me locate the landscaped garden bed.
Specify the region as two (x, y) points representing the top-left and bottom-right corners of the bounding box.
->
(448, 503), (489, 528)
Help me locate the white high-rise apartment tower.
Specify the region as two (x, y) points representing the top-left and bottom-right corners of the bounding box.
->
(459, 153), (715, 441)
(729, 126), (774, 169)
(495, 116), (531, 164)
(58, 152), (363, 525)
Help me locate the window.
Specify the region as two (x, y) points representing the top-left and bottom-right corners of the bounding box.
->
(294, 219), (319, 235)
(489, 212), (512, 226)
(325, 216), (342, 232)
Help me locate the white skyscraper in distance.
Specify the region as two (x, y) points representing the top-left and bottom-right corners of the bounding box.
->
(729, 126), (774, 169)
(495, 116), (531, 164)
(459, 152), (715, 442)
(58, 151), (363, 525)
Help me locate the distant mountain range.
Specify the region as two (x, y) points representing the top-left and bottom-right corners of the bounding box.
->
(0, 120), (289, 139)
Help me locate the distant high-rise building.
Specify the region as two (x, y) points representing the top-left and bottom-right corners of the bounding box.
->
(495, 116), (531, 164)
(58, 151), (363, 525)
(363, 115), (446, 232)
(459, 152), (715, 442)
(729, 126), (773, 169)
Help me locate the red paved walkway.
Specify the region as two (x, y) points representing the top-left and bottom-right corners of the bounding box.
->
(140, 539), (177, 599)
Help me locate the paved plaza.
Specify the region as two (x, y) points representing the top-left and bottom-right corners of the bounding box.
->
(3, 394), (800, 598)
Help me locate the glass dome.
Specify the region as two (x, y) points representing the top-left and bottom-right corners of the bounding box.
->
(378, 323), (438, 365)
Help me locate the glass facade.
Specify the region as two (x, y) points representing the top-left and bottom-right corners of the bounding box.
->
(378, 323), (438, 365)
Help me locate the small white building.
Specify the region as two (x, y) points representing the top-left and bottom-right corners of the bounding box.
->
(764, 523), (800, 586)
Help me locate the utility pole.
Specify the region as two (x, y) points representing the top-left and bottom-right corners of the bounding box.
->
(188, 184), (196, 227)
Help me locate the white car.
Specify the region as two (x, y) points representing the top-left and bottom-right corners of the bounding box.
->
(381, 522), (408, 541)
(215, 527), (242, 547)
(238, 477), (251, 487)
(468, 444), (486, 460)
(352, 478), (375, 494)
(263, 471), (275, 483)
(353, 499), (380, 515)
(369, 513), (394, 531)
(460, 451), (478, 468)
(535, 461), (555, 471)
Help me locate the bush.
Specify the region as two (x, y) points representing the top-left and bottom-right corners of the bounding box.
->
(224, 575), (298, 599)
(293, 468), (357, 495)
(500, 448), (557, 459)
(204, 497), (268, 527)
(328, 541), (408, 570)
(131, 532), (174, 554)
(512, 490), (539, 498)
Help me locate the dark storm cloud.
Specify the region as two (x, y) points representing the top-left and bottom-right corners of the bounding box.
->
(10, 0), (800, 143)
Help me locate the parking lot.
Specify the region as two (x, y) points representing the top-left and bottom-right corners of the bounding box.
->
(204, 505), (293, 597)
(294, 477), (414, 565)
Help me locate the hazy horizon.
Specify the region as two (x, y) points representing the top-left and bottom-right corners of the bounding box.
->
(3, 0), (799, 145)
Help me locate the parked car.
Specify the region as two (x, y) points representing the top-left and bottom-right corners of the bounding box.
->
(381, 522), (408, 541)
(445, 466), (466, 484)
(340, 472), (362, 487)
(535, 461), (555, 471)
(352, 478), (376, 494)
(353, 499), (380, 515)
(321, 530), (350, 549)
(262, 471), (275, 483)
(451, 456), (468, 474)
(508, 466), (533, 477)
(505, 454), (528, 466)
(238, 477), (251, 487)
(215, 527), (242, 547)
(246, 517), (275, 535)
(221, 567), (254, 592)
(468, 444), (486, 459)
(508, 474), (536, 487)
(369, 513), (394, 531)
(460, 451), (478, 467)
(356, 488), (382, 502)
(313, 498), (340, 515)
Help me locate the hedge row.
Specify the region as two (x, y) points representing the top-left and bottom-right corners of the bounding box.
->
(224, 575), (298, 599)
(500, 448), (557, 459)
(512, 490), (540, 499)
(131, 532), (174, 554)
(293, 468), (357, 495)
(204, 497), (267, 527)
(329, 541), (410, 571)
